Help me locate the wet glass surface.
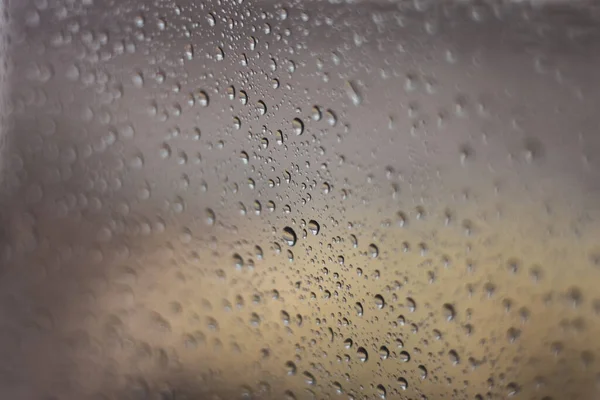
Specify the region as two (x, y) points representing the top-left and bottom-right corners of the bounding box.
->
(2, 0), (600, 399)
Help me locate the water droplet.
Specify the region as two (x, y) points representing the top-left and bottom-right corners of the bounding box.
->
(292, 118), (304, 135)
(442, 303), (456, 321)
(308, 220), (320, 235)
(374, 294), (385, 309)
(285, 361), (297, 375)
(399, 351), (410, 362)
(357, 347), (368, 362)
(506, 383), (520, 397)
(205, 208), (216, 226)
(233, 117), (242, 130)
(333, 382), (343, 394)
(184, 43), (194, 60)
(325, 109), (337, 126)
(207, 13), (216, 27)
(345, 80), (362, 106)
(215, 46), (225, 61)
(239, 90), (248, 105)
(250, 312), (261, 326)
(197, 90), (209, 107)
(397, 377), (408, 390)
(233, 254), (244, 269)
(253, 200), (262, 215)
(303, 371), (316, 386)
(311, 106), (322, 121)
(134, 15), (145, 27)
(376, 384), (386, 399)
(368, 243), (379, 258)
(507, 327), (521, 343)
(448, 349), (460, 365)
(355, 302), (364, 316)
(282, 227), (297, 246)
(257, 100), (267, 115)
(379, 346), (389, 360)
(226, 85), (235, 100)
(406, 297), (416, 312)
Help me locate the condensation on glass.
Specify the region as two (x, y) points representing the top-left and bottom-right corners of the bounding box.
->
(1, 0), (600, 399)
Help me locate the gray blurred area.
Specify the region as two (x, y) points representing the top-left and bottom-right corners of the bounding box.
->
(2, 0), (600, 399)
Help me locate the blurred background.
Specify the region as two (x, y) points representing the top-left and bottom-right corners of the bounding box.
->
(2, 0), (600, 399)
